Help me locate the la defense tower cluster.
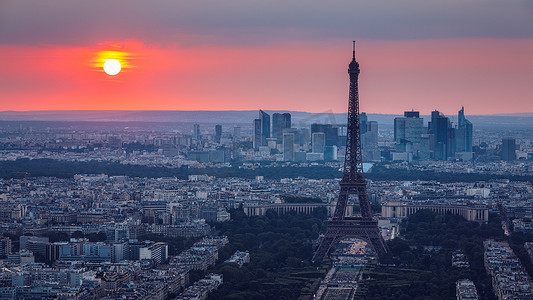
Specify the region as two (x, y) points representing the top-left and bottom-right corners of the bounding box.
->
(313, 42), (388, 261)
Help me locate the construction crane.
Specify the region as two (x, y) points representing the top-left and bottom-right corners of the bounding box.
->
(14, 172), (30, 187)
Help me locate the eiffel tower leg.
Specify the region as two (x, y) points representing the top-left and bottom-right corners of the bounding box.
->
(313, 236), (335, 262)
(332, 188), (349, 220)
(357, 184), (372, 220)
(372, 234), (389, 258)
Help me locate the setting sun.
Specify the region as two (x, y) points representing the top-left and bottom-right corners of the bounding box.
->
(91, 47), (133, 76)
(103, 59), (121, 75)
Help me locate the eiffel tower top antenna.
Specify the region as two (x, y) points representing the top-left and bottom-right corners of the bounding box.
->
(352, 40), (355, 60)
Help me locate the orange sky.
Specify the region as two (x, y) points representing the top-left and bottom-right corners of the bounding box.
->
(2, 38), (532, 115)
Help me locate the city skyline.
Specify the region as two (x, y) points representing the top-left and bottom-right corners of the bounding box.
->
(1, 2), (533, 297)
(1, 1), (532, 114)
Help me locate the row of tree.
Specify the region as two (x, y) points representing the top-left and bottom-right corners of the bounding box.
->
(196, 209), (329, 300)
(0, 158), (340, 180)
(4, 158), (533, 182)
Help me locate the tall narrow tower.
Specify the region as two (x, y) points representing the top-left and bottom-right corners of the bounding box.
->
(313, 42), (388, 261)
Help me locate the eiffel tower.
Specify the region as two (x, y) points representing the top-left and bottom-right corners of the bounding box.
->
(312, 42), (388, 261)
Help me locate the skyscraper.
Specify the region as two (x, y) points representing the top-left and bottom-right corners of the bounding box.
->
(282, 128), (302, 145)
(394, 111), (424, 143)
(233, 126), (241, 142)
(283, 133), (295, 161)
(193, 124), (201, 140)
(419, 134), (431, 160)
(361, 120), (379, 161)
(447, 126), (456, 159)
(392, 111), (422, 161)
(456, 106), (473, 153)
(312, 132), (326, 153)
(394, 117), (405, 142)
(214, 125), (222, 143)
(429, 110), (452, 160)
(311, 124), (339, 146)
(253, 110), (270, 149)
(360, 112), (368, 134)
(272, 113), (291, 142)
(428, 110), (440, 134)
(260, 110), (270, 146)
(502, 137), (516, 161)
(253, 119), (261, 149)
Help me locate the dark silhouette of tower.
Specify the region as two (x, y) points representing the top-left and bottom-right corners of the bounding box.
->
(313, 42), (388, 261)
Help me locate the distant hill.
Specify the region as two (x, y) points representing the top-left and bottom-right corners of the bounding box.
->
(0, 110), (532, 128)
(0, 110), (353, 126)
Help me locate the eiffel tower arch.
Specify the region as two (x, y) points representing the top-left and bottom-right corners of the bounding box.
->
(312, 42), (388, 262)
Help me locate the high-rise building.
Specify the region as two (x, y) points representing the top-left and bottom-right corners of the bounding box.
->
(419, 134), (431, 160)
(360, 112), (368, 134)
(260, 110), (270, 143)
(253, 110), (270, 149)
(193, 124), (201, 140)
(300, 127), (310, 146)
(362, 120), (379, 161)
(403, 110), (419, 118)
(311, 124), (338, 146)
(394, 111), (423, 143)
(447, 127), (456, 159)
(394, 118), (405, 142)
(253, 119), (261, 149)
(283, 133), (294, 161)
(358, 113), (379, 160)
(214, 125), (222, 143)
(282, 128), (302, 145)
(502, 137), (516, 161)
(312, 132), (326, 153)
(233, 126), (241, 142)
(429, 110), (453, 160)
(272, 113), (291, 142)
(456, 106), (473, 153)
(428, 110), (440, 134)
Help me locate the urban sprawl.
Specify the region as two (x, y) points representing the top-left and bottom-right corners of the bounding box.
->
(0, 108), (532, 299)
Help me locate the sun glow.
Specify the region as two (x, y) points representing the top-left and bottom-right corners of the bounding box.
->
(92, 48), (133, 75)
(103, 59), (121, 75)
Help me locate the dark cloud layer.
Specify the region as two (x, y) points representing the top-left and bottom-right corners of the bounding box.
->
(1, 0), (532, 46)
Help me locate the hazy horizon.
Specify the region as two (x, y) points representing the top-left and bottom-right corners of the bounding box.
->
(2, 109), (533, 116)
(2, 109), (533, 129)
